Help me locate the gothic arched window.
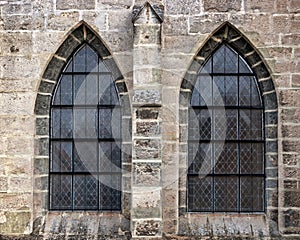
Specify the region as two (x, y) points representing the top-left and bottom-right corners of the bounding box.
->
(49, 44), (122, 211)
(188, 44), (265, 212)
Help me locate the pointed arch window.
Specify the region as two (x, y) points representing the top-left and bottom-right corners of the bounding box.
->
(188, 44), (265, 212)
(50, 44), (122, 211)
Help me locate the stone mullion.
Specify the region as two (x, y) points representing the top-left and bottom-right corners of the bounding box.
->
(132, 3), (163, 238)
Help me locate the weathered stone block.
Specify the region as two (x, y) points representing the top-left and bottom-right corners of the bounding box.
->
(266, 179), (278, 189)
(0, 32), (32, 55)
(263, 92), (277, 110)
(189, 14), (228, 34)
(33, 32), (63, 54)
(47, 12), (80, 31)
(1, 15), (45, 31)
(1, 157), (31, 176)
(290, 15), (300, 33)
(266, 154), (278, 167)
(56, 0), (95, 10)
(282, 125), (300, 138)
(42, 56), (66, 81)
(122, 117), (132, 142)
(133, 162), (161, 186)
(165, 0), (201, 15)
(115, 81), (128, 94)
(122, 143), (132, 164)
(288, 0), (300, 13)
(134, 68), (157, 84)
(292, 74), (300, 87)
(179, 90), (191, 107)
(203, 0), (241, 12)
(265, 111), (278, 125)
(0, 212), (31, 234)
(266, 168), (278, 178)
(162, 189), (177, 209)
(284, 180), (297, 189)
(272, 15), (290, 33)
(134, 139), (161, 159)
(56, 35), (81, 60)
(120, 95), (131, 117)
(38, 80), (56, 95)
(265, 126), (277, 139)
(133, 90), (161, 104)
(9, 177), (32, 192)
(7, 136), (33, 155)
(284, 191), (300, 207)
(132, 190), (161, 218)
(34, 137), (49, 156)
(98, 215), (120, 235)
(34, 158), (49, 175)
(0, 178), (8, 192)
(164, 16), (189, 36)
(134, 47), (161, 67)
(162, 53), (191, 71)
(134, 25), (161, 45)
(108, 10), (132, 31)
(34, 176), (48, 190)
(36, 117), (49, 136)
(282, 33), (300, 45)
(2, 3), (32, 15)
(284, 167), (298, 178)
(283, 154), (298, 165)
(90, 37), (111, 59)
(283, 140), (300, 152)
(283, 209), (300, 228)
(0, 78), (35, 93)
(0, 116), (34, 136)
(163, 122), (178, 141)
(0, 193), (31, 211)
(258, 78), (275, 94)
(136, 108), (159, 119)
(98, 0), (132, 9)
(133, 220), (161, 236)
(43, 212), (62, 234)
(245, 0), (275, 12)
(32, 0), (54, 15)
(136, 121), (160, 137)
(0, 56), (40, 80)
(35, 94), (51, 115)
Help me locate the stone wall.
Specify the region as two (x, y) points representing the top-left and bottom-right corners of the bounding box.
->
(0, 0), (298, 239)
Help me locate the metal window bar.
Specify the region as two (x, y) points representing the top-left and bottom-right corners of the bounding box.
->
(188, 44), (265, 213)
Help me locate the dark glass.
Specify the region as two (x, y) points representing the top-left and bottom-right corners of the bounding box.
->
(50, 44), (122, 211)
(188, 44), (264, 212)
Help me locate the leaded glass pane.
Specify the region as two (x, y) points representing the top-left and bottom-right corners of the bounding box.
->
(214, 143), (238, 174)
(100, 175), (121, 210)
(86, 45), (99, 73)
(74, 175), (98, 210)
(188, 143), (212, 175)
(74, 141), (98, 172)
(50, 175), (72, 210)
(188, 176), (212, 211)
(74, 45), (86, 72)
(51, 141), (72, 172)
(86, 75), (98, 104)
(214, 177), (238, 212)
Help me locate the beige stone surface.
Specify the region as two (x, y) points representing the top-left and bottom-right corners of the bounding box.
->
(0, 0), (298, 238)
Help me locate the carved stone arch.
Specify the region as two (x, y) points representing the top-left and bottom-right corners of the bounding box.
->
(33, 21), (131, 237)
(179, 22), (278, 237)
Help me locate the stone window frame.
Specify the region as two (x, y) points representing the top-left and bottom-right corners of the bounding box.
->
(179, 22), (278, 237)
(33, 21), (131, 236)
